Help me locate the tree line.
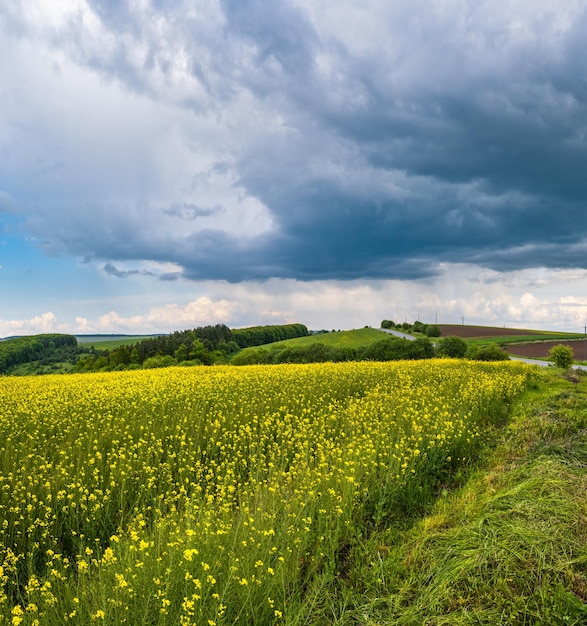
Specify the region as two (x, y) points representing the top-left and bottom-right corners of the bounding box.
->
(74, 324), (310, 372)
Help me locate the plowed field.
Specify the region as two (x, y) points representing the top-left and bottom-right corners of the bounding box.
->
(505, 340), (587, 359)
(436, 325), (586, 359)
(438, 324), (546, 339)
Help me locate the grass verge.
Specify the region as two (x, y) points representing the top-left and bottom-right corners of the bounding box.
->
(302, 367), (587, 625)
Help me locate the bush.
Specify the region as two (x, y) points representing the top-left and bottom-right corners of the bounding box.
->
(549, 344), (574, 369)
(407, 337), (435, 359)
(412, 320), (427, 334)
(472, 344), (510, 361)
(437, 336), (467, 358)
(142, 355), (177, 369)
(230, 348), (270, 366)
(425, 324), (441, 338)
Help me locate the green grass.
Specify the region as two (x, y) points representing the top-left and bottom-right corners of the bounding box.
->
(466, 333), (586, 346)
(230, 328), (391, 363)
(247, 328), (387, 350)
(304, 367), (587, 625)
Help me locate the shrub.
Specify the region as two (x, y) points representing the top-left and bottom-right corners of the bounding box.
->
(407, 337), (435, 359)
(437, 336), (468, 358)
(549, 344), (574, 369)
(412, 320), (427, 334)
(473, 344), (510, 361)
(425, 324), (441, 338)
(142, 355), (177, 369)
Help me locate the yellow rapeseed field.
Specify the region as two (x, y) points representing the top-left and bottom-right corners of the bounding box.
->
(0, 360), (531, 625)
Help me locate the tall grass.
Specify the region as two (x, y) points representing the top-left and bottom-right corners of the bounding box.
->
(330, 369), (587, 626)
(0, 360), (531, 624)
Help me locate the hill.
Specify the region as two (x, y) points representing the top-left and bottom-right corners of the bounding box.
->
(262, 327), (386, 349)
(0, 334), (84, 375)
(230, 328), (437, 365)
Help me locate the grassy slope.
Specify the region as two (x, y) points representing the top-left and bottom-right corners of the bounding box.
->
(296, 368), (587, 625)
(271, 328), (387, 348)
(231, 328), (388, 361)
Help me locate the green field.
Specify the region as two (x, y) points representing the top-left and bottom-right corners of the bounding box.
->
(466, 332), (586, 346)
(232, 327), (387, 360)
(270, 327), (387, 348)
(1, 359), (555, 625)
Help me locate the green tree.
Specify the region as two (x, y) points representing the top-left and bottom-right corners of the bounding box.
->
(189, 339), (208, 362)
(130, 347), (141, 365)
(412, 320), (426, 334)
(437, 336), (467, 358)
(549, 344), (574, 369)
(425, 324), (441, 338)
(174, 344), (189, 362)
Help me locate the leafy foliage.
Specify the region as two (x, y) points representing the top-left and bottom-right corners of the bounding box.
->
(466, 343), (510, 361)
(549, 344), (574, 369)
(231, 323), (309, 348)
(437, 335), (468, 358)
(0, 334), (81, 374)
(232, 336), (435, 365)
(75, 324), (308, 372)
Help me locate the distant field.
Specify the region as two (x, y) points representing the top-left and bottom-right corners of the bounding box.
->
(436, 324), (587, 360)
(437, 324), (581, 340)
(75, 335), (156, 349)
(229, 328), (387, 362)
(506, 339), (587, 360)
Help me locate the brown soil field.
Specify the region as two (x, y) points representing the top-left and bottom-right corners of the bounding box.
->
(505, 340), (587, 359)
(437, 324), (546, 339)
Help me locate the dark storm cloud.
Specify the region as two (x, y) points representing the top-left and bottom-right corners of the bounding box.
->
(5, 1), (587, 282)
(162, 204), (218, 220)
(212, 1), (587, 279)
(103, 263), (152, 278)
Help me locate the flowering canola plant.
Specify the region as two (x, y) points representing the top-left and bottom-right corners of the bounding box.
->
(0, 360), (531, 624)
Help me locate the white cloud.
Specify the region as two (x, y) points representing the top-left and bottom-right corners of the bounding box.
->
(0, 312), (58, 337)
(86, 296), (233, 333)
(2, 265), (587, 339)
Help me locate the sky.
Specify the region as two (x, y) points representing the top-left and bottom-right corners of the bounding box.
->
(2, 0), (587, 337)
